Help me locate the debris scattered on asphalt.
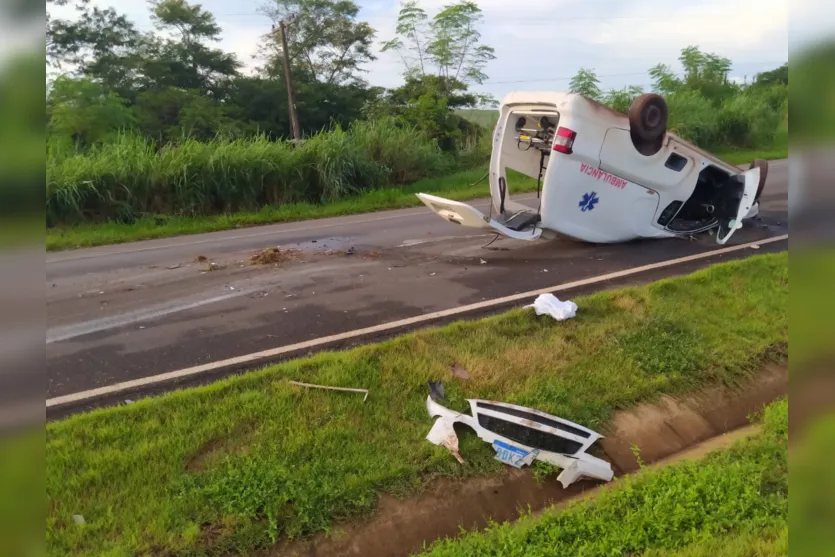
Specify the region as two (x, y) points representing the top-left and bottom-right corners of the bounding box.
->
(124, 399), (134, 405)
(248, 291), (269, 299)
(166, 264), (181, 270)
(206, 261), (226, 271)
(451, 362), (470, 380)
(139, 326), (145, 329)
(73, 515), (86, 526)
(543, 269), (549, 273)
(346, 246), (355, 255)
(428, 380), (445, 402)
(750, 244), (761, 249)
(424, 392), (613, 487)
(227, 285), (235, 291)
(195, 255), (208, 263)
(250, 247), (301, 266)
(480, 259), (487, 265)
(289, 380), (369, 402)
(528, 294), (577, 321)
(429, 272), (436, 276)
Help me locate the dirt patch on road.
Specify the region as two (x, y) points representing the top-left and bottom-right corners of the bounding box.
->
(271, 364), (787, 557)
(250, 247), (304, 266)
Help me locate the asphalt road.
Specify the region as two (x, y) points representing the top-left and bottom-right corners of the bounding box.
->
(47, 160), (789, 403)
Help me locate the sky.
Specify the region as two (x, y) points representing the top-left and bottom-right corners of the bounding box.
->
(45, 0), (820, 102)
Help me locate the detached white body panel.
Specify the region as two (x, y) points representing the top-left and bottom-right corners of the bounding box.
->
(418, 92), (762, 245)
(425, 396), (614, 488)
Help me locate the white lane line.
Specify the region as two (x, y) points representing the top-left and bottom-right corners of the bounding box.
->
(46, 234), (787, 408)
(47, 195), (539, 264)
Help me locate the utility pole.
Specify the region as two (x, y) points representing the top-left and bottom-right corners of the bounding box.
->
(276, 18), (301, 142)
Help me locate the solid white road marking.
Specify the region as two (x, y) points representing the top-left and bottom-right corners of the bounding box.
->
(46, 234), (788, 408)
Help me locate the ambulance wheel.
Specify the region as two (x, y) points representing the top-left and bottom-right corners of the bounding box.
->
(629, 94), (668, 143)
(750, 159), (769, 201)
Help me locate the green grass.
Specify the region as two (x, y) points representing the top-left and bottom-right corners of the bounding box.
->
(46, 168), (535, 251)
(417, 399), (788, 557)
(641, 526), (788, 557)
(46, 120), (462, 227)
(46, 253), (787, 556)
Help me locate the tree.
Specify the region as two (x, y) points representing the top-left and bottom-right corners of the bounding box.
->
(651, 46), (736, 104)
(259, 0), (376, 84)
(754, 63), (788, 87)
(649, 63), (682, 95)
(47, 0), (143, 92)
(47, 77), (135, 146)
(382, 0), (495, 87)
(603, 85), (644, 114)
(569, 68), (601, 101)
(146, 0), (241, 95)
(365, 75), (481, 152)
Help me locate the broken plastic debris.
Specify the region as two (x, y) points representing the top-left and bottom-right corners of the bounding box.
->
(428, 380), (445, 402)
(480, 259), (487, 265)
(426, 417), (464, 463)
(750, 244), (761, 249)
(167, 264), (181, 270)
(424, 393), (613, 488)
(528, 294), (577, 321)
(289, 380), (369, 402)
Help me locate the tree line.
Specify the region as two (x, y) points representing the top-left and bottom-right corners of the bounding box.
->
(47, 0), (788, 155)
(46, 0), (492, 152)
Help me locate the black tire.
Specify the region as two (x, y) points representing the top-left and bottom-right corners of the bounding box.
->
(750, 159), (769, 201)
(629, 94), (668, 142)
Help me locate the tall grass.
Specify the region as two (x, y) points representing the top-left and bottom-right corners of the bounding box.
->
(46, 119), (453, 226)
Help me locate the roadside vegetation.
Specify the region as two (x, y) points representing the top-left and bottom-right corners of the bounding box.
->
(47, 253), (787, 556)
(417, 398), (788, 557)
(47, 167), (534, 251)
(46, 0), (788, 248)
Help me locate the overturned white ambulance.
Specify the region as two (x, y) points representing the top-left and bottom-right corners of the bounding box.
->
(418, 92), (768, 245)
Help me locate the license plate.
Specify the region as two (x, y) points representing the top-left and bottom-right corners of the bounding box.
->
(492, 440), (539, 468)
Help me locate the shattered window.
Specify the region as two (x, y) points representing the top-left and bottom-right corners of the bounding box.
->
(477, 414), (584, 455)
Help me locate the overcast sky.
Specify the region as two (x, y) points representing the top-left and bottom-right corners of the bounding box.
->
(45, 0), (821, 100)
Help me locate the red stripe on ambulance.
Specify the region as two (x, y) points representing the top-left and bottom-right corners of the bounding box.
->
(579, 163), (627, 189)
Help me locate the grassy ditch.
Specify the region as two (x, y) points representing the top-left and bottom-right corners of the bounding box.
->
(417, 399), (788, 557)
(46, 253), (788, 556)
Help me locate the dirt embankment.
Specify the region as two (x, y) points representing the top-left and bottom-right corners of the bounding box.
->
(272, 363), (787, 557)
